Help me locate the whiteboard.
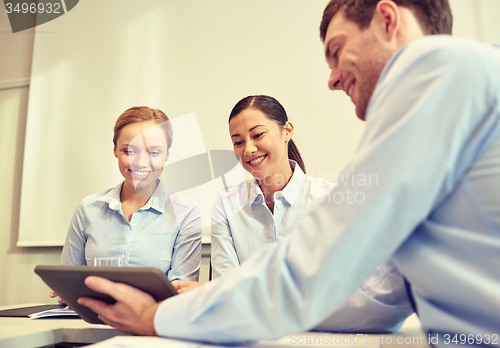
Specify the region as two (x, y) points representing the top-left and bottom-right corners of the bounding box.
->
(19, 0), (366, 246)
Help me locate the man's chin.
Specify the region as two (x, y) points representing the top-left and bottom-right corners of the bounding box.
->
(355, 104), (366, 121)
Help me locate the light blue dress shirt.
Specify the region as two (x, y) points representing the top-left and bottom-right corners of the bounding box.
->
(211, 162), (412, 332)
(60, 180), (202, 282)
(154, 36), (500, 345)
(211, 162), (333, 278)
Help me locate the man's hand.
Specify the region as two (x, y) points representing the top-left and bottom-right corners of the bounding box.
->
(77, 276), (160, 336)
(172, 280), (204, 294)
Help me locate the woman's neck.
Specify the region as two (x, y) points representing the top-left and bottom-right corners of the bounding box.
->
(258, 167), (294, 213)
(120, 181), (157, 221)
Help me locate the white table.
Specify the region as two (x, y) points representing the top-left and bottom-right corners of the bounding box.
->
(0, 304), (123, 348)
(0, 304), (426, 348)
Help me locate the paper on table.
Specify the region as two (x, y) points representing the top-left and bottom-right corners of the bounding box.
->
(28, 306), (79, 319)
(87, 336), (216, 348)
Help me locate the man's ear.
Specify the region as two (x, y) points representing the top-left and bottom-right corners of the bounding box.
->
(164, 150), (170, 164)
(372, 0), (400, 43)
(284, 121), (294, 142)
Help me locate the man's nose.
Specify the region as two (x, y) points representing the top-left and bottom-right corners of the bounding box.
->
(328, 69), (342, 91)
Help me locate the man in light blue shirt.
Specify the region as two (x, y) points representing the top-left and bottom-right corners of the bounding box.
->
(78, 0), (500, 345)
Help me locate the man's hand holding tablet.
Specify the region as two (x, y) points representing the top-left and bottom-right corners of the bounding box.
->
(78, 276), (159, 336)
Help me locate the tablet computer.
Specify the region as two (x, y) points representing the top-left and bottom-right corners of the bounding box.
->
(35, 265), (178, 324)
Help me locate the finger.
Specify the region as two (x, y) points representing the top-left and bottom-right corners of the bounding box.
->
(84, 276), (155, 303)
(49, 291), (58, 298)
(178, 284), (203, 294)
(97, 314), (110, 325)
(77, 297), (115, 316)
(84, 276), (117, 296)
(172, 281), (187, 290)
(97, 314), (135, 334)
(78, 297), (125, 330)
(97, 314), (120, 329)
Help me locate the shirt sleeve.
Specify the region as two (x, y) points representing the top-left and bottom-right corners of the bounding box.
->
(60, 201), (87, 265)
(154, 38), (496, 342)
(210, 190), (241, 279)
(168, 201), (202, 282)
(312, 259), (413, 332)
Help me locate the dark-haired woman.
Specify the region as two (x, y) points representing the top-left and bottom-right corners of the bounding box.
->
(174, 96), (410, 332)
(206, 95), (412, 331)
(210, 95), (333, 278)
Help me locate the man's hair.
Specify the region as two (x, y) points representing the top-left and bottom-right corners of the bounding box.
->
(319, 0), (452, 42)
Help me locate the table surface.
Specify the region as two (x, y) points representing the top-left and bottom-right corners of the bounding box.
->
(0, 304), (427, 348)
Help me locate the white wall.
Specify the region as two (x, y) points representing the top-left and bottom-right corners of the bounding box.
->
(0, 0), (499, 306)
(0, 15), (62, 305)
(18, 0), (343, 246)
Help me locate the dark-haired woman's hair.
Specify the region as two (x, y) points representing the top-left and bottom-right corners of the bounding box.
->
(229, 95), (306, 173)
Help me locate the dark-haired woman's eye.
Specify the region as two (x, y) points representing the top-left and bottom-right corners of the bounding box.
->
(233, 141), (243, 147)
(254, 132), (264, 139)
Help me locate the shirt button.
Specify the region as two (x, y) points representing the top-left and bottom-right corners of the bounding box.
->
(275, 204), (280, 209)
(131, 223), (136, 227)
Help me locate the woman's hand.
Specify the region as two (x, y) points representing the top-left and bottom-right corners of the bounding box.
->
(172, 280), (204, 294)
(49, 291), (66, 304)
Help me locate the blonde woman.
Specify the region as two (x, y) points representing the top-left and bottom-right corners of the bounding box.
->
(58, 107), (201, 281)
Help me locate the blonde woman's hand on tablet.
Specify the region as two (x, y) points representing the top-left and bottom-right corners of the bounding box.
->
(172, 280), (204, 294)
(78, 276), (159, 336)
(49, 291), (66, 304)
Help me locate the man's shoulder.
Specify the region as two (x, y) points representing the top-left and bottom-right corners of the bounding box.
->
(409, 35), (475, 50)
(398, 35), (492, 67)
(381, 35), (497, 86)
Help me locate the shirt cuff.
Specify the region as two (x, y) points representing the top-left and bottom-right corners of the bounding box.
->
(154, 290), (197, 339)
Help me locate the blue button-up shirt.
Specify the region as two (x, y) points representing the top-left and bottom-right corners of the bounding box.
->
(211, 162), (334, 278)
(60, 180), (201, 281)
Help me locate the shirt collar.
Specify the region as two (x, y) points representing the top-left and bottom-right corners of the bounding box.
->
(97, 182), (122, 211)
(249, 160), (306, 206)
(147, 179), (168, 213)
(97, 179), (168, 214)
